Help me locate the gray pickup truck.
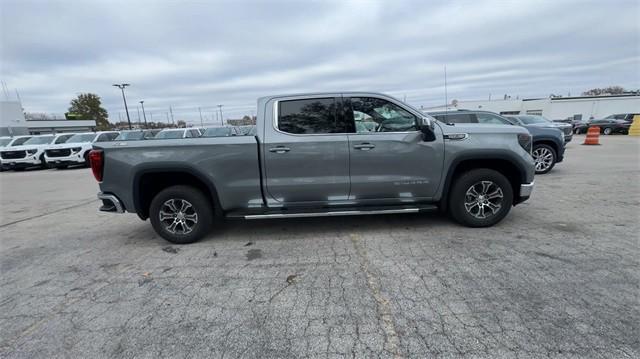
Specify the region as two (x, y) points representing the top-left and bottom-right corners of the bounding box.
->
(91, 92), (535, 244)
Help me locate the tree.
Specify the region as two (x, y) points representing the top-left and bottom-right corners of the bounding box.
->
(68, 93), (110, 130)
(581, 86), (626, 96)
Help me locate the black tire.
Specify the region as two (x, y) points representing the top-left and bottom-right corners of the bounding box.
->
(83, 152), (91, 167)
(448, 169), (513, 228)
(603, 127), (612, 135)
(149, 185), (214, 244)
(40, 154), (48, 169)
(532, 143), (556, 174)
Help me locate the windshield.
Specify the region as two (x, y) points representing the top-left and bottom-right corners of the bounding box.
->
(516, 115), (549, 124)
(155, 130), (184, 139)
(203, 127), (234, 137)
(67, 133), (96, 143)
(0, 138), (11, 147)
(115, 131), (145, 141)
(55, 135), (72, 144)
(11, 137), (31, 146)
(23, 136), (55, 145)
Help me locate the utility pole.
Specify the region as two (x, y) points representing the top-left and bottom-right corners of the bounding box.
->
(136, 106), (141, 128)
(112, 83), (132, 130)
(217, 104), (224, 125)
(139, 100), (148, 128)
(198, 107), (204, 127)
(169, 106), (175, 124)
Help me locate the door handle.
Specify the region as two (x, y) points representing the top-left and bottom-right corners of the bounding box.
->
(353, 143), (375, 150)
(269, 146), (290, 153)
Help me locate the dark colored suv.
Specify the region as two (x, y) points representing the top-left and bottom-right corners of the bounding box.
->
(429, 110), (565, 174)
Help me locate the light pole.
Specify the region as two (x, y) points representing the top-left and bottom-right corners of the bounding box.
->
(139, 100), (148, 128)
(198, 107), (204, 127)
(217, 104), (224, 125)
(112, 83), (132, 130)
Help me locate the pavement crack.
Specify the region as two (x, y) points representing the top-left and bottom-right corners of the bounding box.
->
(0, 199), (97, 228)
(350, 233), (403, 359)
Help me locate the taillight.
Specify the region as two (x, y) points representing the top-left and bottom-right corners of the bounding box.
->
(517, 133), (532, 154)
(88, 150), (104, 182)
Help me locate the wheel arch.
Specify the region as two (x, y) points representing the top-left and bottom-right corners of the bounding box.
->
(440, 153), (527, 211)
(132, 166), (222, 220)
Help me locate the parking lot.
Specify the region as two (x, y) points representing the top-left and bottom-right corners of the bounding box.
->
(0, 134), (638, 358)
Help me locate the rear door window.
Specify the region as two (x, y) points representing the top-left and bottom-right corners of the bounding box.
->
(277, 98), (340, 134)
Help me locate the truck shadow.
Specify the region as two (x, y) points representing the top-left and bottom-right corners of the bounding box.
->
(208, 212), (455, 242)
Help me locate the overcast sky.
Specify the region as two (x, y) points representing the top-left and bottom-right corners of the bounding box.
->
(1, 0), (638, 124)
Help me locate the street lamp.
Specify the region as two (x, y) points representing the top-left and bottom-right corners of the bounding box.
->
(217, 104), (224, 126)
(139, 100), (148, 128)
(112, 83), (132, 130)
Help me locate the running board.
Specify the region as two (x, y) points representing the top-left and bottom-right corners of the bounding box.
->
(240, 205), (437, 220)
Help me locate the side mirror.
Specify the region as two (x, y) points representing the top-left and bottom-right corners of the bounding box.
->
(420, 117), (436, 141)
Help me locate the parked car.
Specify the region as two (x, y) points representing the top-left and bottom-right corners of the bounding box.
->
(429, 110), (565, 174)
(234, 125), (257, 136)
(506, 115), (573, 143)
(115, 129), (160, 141)
(45, 131), (119, 168)
(574, 117), (633, 135)
(154, 128), (201, 139)
(91, 92), (535, 244)
(0, 133), (74, 170)
(201, 127), (239, 137)
(0, 135), (33, 171)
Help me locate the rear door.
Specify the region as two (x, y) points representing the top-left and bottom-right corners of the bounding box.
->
(262, 95), (351, 205)
(345, 96), (444, 202)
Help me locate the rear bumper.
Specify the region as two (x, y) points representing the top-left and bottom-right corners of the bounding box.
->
(516, 181), (534, 204)
(97, 192), (125, 213)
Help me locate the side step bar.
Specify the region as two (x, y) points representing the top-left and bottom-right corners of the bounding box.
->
(242, 205), (437, 220)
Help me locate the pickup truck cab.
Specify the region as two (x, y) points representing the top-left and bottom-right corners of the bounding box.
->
(45, 131), (119, 168)
(92, 92), (535, 244)
(0, 133), (74, 170)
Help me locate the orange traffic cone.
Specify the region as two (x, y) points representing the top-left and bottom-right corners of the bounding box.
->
(583, 126), (600, 145)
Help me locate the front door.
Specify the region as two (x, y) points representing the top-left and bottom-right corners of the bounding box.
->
(262, 95), (350, 205)
(345, 96), (444, 202)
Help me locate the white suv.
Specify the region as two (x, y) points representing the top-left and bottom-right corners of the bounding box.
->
(45, 131), (119, 168)
(0, 135), (33, 171)
(0, 133), (74, 170)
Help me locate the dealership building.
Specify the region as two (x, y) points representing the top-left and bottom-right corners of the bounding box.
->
(427, 94), (639, 121)
(1, 101), (96, 136)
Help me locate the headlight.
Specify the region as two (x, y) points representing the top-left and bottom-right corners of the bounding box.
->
(71, 147), (82, 153)
(517, 133), (532, 154)
(26, 149), (38, 155)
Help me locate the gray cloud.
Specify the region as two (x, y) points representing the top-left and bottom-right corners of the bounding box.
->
(2, 0), (638, 124)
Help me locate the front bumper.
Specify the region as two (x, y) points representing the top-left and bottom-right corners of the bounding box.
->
(0, 156), (42, 169)
(45, 153), (85, 167)
(516, 181), (534, 204)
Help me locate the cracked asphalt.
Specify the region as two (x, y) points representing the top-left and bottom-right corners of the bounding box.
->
(0, 135), (638, 358)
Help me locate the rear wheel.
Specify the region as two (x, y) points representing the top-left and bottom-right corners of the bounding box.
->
(149, 185), (214, 244)
(448, 169), (513, 227)
(532, 144), (556, 174)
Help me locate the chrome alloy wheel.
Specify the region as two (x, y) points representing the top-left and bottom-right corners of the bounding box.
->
(464, 181), (504, 219)
(532, 147), (554, 172)
(159, 199), (198, 234)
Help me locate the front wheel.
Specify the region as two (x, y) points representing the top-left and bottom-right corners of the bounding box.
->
(603, 127), (612, 135)
(149, 185), (214, 244)
(532, 144), (556, 174)
(448, 169), (514, 227)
